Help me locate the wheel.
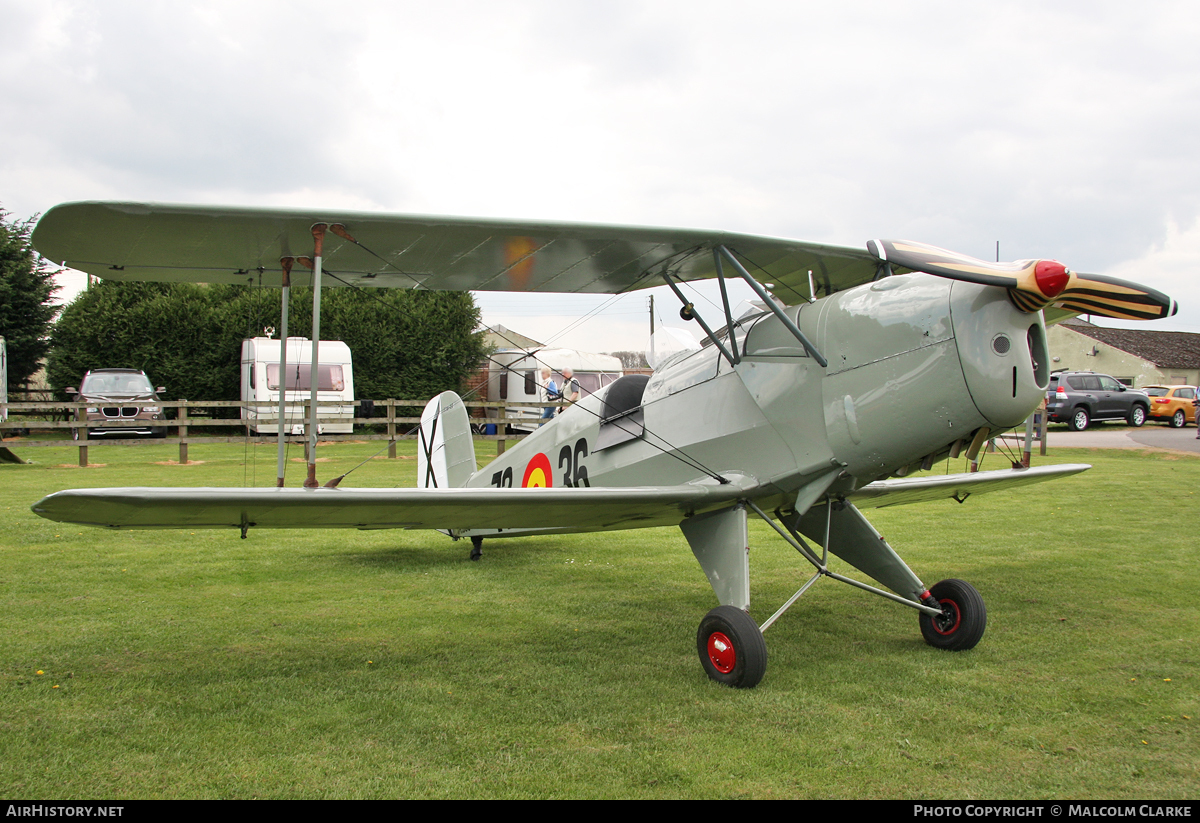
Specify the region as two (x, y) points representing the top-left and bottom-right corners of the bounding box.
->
(1128, 406), (1146, 427)
(469, 536), (483, 561)
(1170, 409), (1186, 428)
(696, 605), (767, 688)
(1067, 407), (1090, 431)
(919, 579), (987, 651)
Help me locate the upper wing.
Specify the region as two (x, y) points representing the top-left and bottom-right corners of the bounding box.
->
(31, 483), (745, 532)
(846, 463), (1091, 509)
(31, 201), (880, 304)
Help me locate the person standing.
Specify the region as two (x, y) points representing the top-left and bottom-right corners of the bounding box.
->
(541, 367), (558, 421)
(560, 367), (581, 413)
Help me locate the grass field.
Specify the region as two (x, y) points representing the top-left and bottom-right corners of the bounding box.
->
(1, 439), (1196, 799)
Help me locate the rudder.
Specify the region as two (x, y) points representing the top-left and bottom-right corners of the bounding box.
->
(417, 391), (476, 489)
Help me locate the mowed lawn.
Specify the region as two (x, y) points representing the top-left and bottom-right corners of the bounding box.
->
(1, 438), (1196, 799)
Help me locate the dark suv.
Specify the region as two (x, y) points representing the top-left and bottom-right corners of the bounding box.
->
(1045, 371), (1149, 431)
(67, 369), (167, 439)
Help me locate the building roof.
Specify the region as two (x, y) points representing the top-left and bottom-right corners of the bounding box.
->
(1062, 319), (1200, 370)
(482, 324), (543, 350)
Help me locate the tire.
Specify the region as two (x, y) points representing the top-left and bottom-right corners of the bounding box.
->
(1171, 409), (1186, 428)
(1067, 407), (1090, 431)
(696, 605), (767, 688)
(1128, 406), (1146, 427)
(919, 579), (987, 651)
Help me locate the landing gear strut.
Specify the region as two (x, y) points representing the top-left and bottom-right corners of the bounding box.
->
(684, 495), (990, 688)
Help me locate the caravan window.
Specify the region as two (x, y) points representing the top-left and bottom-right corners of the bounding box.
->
(266, 363), (345, 392)
(524, 370), (536, 395)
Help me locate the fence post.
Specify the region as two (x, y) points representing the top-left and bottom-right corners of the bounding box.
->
(387, 399), (396, 459)
(178, 400), (189, 464)
(76, 404), (88, 467)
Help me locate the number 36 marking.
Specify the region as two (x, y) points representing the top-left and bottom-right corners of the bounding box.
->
(558, 438), (590, 488)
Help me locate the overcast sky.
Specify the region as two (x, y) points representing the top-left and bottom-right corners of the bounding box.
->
(4, 0), (1199, 353)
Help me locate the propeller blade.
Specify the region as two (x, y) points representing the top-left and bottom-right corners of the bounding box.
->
(1052, 272), (1177, 321)
(867, 239), (1176, 321)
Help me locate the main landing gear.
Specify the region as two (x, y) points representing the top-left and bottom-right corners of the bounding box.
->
(697, 605), (769, 688)
(918, 578), (987, 650)
(682, 497), (987, 689)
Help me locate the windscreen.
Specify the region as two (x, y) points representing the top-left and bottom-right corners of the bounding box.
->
(81, 372), (154, 394)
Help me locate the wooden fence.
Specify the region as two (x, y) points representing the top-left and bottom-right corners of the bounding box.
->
(0, 399), (546, 466)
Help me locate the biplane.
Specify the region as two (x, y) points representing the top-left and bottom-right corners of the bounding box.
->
(30, 202), (1177, 687)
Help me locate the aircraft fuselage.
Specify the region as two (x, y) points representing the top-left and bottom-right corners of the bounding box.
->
(462, 274), (1050, 534)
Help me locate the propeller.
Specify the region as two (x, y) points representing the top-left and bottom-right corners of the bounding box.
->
(866, 239), (1177, 321)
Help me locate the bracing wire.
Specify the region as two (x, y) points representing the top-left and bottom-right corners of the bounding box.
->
(316, 267), (730, 485)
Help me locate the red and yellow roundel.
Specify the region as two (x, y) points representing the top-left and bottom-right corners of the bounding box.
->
(522, 452), (552, 487)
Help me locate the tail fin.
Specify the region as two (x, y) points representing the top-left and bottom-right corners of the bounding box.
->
(417, 391), (476, 489)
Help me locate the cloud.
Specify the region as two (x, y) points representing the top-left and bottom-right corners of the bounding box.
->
(4, 0), (1198, 344)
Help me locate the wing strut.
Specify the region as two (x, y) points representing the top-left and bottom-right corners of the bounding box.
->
(657, 246), (829, 369)
(716, 246), (828, 368)
(660, 271), (739, 366)
(304, 224), (327, 488)
(275, 257), (293, 487)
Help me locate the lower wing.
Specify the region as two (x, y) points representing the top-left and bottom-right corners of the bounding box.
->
(847, 463), (1090, 509)
(31, 484), (744, 532)
(32, 464), (1089, 533)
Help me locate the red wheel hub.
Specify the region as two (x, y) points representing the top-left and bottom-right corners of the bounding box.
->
(706, 631), (736, 673)
(933, 599), (962, 636)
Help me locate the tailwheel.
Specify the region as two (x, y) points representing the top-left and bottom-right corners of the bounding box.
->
(696, 605), (767, 688)
(919, 578), (987, 651)
(469, 536), (483, 561)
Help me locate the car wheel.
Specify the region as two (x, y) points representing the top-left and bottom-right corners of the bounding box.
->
(1128, 406), (1146, 427)
(1171, 409), (1186, 428)
(1068, 407), (1090, 431)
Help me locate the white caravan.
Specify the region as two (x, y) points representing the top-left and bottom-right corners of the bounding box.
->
(486, 347), (623, 431)
(240, 337), (355, 435)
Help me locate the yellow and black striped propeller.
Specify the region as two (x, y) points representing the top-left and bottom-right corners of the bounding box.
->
(866, 239), (1177, 321)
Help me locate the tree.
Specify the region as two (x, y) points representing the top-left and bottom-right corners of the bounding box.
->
(47, 280), (489, 405)
(608, 350), (649, 369)
(0, 210), (59, 387)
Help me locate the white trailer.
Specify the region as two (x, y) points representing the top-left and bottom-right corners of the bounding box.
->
(486, 347), (623, 432)
(240, 337), (355, 435)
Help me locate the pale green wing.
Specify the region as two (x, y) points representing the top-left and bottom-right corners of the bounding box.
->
(32, 201), (880, 304)
(847, 464), (1090, 509)
(31, 484), (744, 532)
